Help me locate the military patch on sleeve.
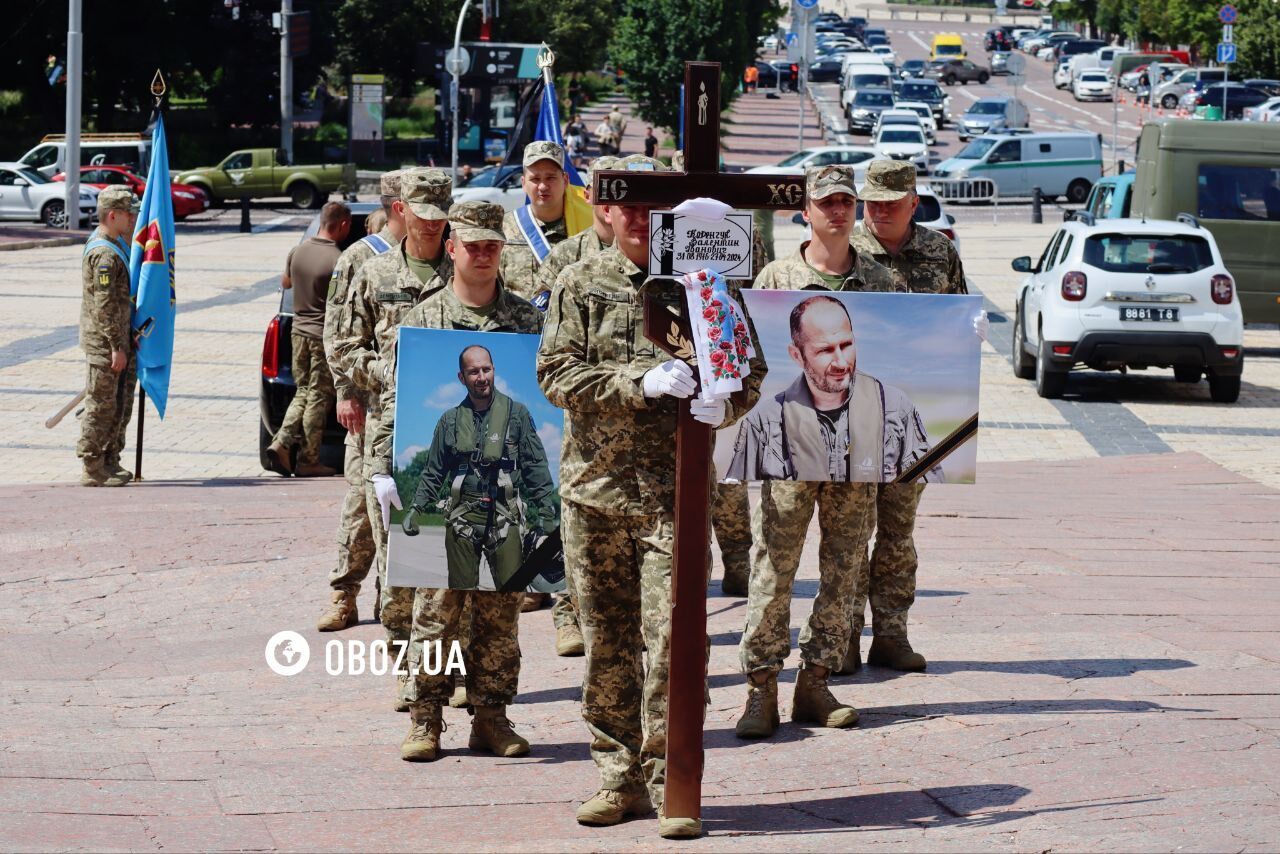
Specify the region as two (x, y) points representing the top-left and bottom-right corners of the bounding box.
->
(327, 272), (340, 301)
(98, 264), (112, 287)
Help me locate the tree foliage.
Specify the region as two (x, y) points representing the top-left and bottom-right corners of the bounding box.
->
(609, 0), (784, 133)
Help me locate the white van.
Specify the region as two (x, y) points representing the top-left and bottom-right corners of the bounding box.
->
(1072, 46), (1132, 76)
(18, 133), (152, 178)
(841, 62), (893, 113)
(933, 131), (1102, 202)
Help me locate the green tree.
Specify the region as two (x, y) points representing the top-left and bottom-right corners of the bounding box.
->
(609, 0), (783, 133)
(493, 0), (615, 76)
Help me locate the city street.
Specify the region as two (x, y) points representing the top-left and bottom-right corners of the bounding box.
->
(1, 5), (1279, 850)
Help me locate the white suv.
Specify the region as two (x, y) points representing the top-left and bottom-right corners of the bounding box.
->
(1009, 214), (1244, 402)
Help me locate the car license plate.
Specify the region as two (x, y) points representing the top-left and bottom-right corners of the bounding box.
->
(1121, 306), (1179, 322)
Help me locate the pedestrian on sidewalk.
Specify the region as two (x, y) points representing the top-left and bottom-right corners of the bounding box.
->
(643, 126), (658, 158)
(268, 200), (350, 477)
(76, 186), (140, 487)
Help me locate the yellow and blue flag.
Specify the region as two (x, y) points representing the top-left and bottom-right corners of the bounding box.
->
(128, 115), (176, 418)
(533, 77), (593, 237)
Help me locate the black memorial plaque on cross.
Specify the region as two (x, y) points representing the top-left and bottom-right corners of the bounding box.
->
(588, 61), (809, 825)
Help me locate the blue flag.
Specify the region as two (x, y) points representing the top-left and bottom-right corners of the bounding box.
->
(128, 115), (176, 419)
(533, 77), (592, 236)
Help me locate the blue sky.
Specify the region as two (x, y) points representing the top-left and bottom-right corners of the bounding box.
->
(393, 327), (563, 486)
(714, 291), (983, 483)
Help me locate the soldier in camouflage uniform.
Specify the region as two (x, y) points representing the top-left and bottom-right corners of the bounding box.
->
(536, 154), (765, 840)
(366, 201), (545, 762)
(732, 166), (899, 742)
(842, 160), (968, 674)
(77, 186), (139, 487)
(499, 141), (571, 301)
(331, 168), (453, 709)
(316, 170), (406, 632)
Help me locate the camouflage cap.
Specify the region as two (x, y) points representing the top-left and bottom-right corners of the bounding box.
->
(616, 154), (669, 173)
(97, 185), (140, 213)
(587, 155), (622, 182)
(400, 168), (451, 220)
(378, 169), (405, 197)
(805, 165), (858, 201)
(448, 200), (506, 243)
(523, 140), (565, 169)
(859, 159), (916, 202)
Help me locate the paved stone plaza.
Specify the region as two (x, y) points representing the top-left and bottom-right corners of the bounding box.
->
(1, 92), (1279, 851)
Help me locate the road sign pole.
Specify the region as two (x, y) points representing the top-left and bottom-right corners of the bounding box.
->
(280, 0), (293, 164)
(64, 0), (82, 230)
(450, 0), (473, 185)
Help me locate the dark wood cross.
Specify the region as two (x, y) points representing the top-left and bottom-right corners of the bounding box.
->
(590, 61), (806, 824)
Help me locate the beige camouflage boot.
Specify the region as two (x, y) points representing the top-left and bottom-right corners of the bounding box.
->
(575, 787), (654, 826)
(734, 671), (779, 739)
(556, 622), (585, 657)
(792, 664), (859, 728)
(316, 590), (359, 632)
(448, 678), (469, 708)
(468, 705), (530, 757)
(400, 702), (445, 762)
(834, 631), (861, 676)
(80, 459), (118, 487)
(867, 635), (927, 672)
(103, 454), (133, 484)
(394, 674), (411, 713)
(658, 810), (703, 839)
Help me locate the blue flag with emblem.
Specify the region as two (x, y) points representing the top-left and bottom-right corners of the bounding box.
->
(128, 115), (177, 419)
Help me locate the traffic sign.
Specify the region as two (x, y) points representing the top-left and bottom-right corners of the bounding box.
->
(1006, 53), (1026, 76)
(796, 0), (819, 8)
(1218, 4), (1236, 24)
(1222, 24), (1234, 44)
(1217, 42), (1237, 63)
(785, 32), (798, 45)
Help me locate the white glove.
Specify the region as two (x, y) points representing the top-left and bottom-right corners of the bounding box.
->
(372, 473), (402, 530)
(690, 395), (726, 427)
(973, 310), (990, 343)
(642, 359), (697, 399)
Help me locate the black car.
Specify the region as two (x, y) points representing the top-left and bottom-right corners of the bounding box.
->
(259, 201), (379, 475)
(984, 28), (1011, 52)
(863, 27), (887, 42)
(846, 87), (897, 132)
(1054, 38), (1106, 61)
(1195, 83), (1272, 119)
(1245, 78), (1280, 97)
(808, 57), (845, 83)
(865, 33), (889, 48)
(756, 60), (798, 91)
(898, 78), (949, 123)
(898, 59), (927, 80)
(925, 59), (990, 85)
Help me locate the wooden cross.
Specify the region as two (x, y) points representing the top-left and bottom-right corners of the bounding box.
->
(590, 61), (806, 824)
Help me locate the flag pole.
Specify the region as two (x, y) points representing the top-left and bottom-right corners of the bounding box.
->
(134, 69), (166, 483)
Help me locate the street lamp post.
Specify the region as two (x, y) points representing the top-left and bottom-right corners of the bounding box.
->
(64, 0), (82, 230)
(450, 0), (474, 185)
(280, 0), (293, 164)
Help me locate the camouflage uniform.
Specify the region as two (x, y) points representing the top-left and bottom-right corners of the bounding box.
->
(331, 169), (453, 648)
(499, 140), (570, 300)
(77, 197), (138, 478)
(846, 159), (968, 644)
(738, 166), (900, 678)
(320, 172), (402, 603)
(537, 232), (765, 805)
(370, 234), (544, 709)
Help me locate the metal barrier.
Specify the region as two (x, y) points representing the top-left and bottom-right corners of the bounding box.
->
(925, 176), (1000, 223)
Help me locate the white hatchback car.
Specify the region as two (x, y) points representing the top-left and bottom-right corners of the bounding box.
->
(1010, 214), (1244, 401)
(891, 102), (939, 143)
(745, 145), (879, 177)
(876, 107), (937, 144)
(873, 125), (929, 173)
(0, 161), (98, 226)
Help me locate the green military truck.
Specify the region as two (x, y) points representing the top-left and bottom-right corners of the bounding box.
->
(1132, 119), (1280, 323)
(174, 148), (356, 209)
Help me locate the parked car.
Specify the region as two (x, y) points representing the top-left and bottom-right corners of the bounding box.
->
(874, 125), (930, 172)
(760, 34), (780, 52)
(1053, 57), (1074, 89)
(17, 133), (151, 178)
(1244, 79), (1280, 97)
(808, 57), (845, 83)
(990, 51), (1013, 75)
(870, 45), (898, 66)
(1054, 38), (1106, 62)
(925, 59), (990, 86)
(841, 65), (894, 114)
(898, 59), (927, 80)
(956, 96), (1030, 141)
(878, 106), (937, 144)
(1152, 67), (1228, 109)
(175, 148), (356, 209)
(934, 131), (1101, 202)
(1073, 70), (1114, 101)
(1009, 213), (1243, 401)
(897, 78), (951, 124)
(1119, 65), (1151, 92)
(1193, 83), (1272, 119)
(260, 202), (381, 474)
(450, 164), (525, 211)
(846, 88), (897, 132)
(856, 185), (960, 250)
(984, 28), (1012, 52)
(1022, 31), (1076, 53)
(1083, 171), (1135, 219)
(755, 59), (798, 91)
(52, 165), (209, 220)
(0, 161), (98, 226)
(745, 145), (879, 176)
(1243, 96), (1280, 122)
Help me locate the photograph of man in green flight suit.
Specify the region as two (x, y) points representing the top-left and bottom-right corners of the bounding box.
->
(401, 343), (557, 590)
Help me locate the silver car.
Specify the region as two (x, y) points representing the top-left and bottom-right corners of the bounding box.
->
(957, 97), (1030, 141)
